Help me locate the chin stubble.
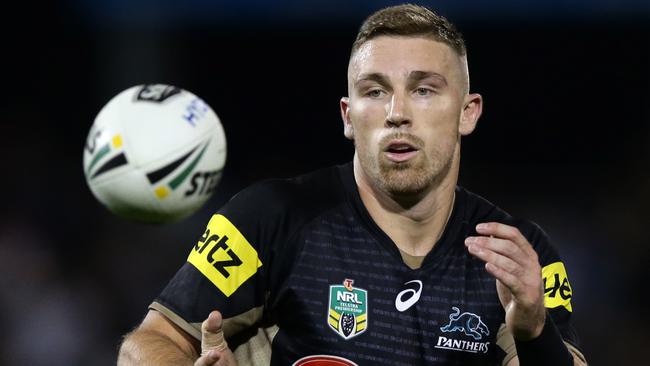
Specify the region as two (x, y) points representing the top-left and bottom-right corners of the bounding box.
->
(358, 132), (455, 195)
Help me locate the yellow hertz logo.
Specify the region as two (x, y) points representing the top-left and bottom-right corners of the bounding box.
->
(187, 215), (262, 297)
(542, 262), (572, 312)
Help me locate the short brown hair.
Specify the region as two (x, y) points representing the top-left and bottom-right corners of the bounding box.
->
(351, 4), (466, 56)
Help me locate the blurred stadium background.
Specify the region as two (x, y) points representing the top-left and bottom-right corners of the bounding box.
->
(1, 0), (648, 364)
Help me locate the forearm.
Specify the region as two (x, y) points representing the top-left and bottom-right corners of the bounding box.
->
(118, 329), (197, 366)
(510, 316), (584, 366)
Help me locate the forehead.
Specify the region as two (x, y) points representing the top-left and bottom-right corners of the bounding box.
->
(349, 36), (462, 82)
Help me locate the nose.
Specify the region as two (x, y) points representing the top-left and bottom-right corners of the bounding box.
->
(386, 92), (411, 128)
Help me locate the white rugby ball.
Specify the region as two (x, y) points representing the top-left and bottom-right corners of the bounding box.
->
(83, 84), (226, 223)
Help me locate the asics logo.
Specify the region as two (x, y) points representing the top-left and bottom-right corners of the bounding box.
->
(395, 280), (423, 312)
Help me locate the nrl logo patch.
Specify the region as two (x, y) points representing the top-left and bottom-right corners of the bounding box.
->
(328, 279), (367, 340)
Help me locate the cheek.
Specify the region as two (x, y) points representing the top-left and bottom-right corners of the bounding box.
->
(420, 99), (462, 133)
(353, 125), (381, 155)
(351, 101), (384, 125)
(419, 103), (461, 151)
(350, 104), (384, 144)
(425, 97), (460, 121)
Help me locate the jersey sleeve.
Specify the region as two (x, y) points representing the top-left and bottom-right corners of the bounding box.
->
(497, 222), (586, 365)
(150, 180), (292, 340)
(528, 224), (580, 346)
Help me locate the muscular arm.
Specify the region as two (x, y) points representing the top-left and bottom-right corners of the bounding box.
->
(467, 223), (587, 366)
(118, 310), (200, 366)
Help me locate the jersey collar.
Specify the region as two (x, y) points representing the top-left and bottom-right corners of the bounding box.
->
(337, 162), (467, 271)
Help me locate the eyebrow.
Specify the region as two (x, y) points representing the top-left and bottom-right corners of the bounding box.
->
(355, 73), (390, 88)
(407, 71), (448, 86)
(354, 71), (448, 88)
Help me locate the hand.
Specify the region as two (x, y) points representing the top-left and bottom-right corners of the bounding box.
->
(194, 311), (238, 366)
(465, 222), (546, 341)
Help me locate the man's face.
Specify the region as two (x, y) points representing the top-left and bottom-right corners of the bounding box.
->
(341, 36), (480, 196)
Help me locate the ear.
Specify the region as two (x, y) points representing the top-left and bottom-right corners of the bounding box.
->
(340, 97), (354, 140)
(459, 93), (483, 136)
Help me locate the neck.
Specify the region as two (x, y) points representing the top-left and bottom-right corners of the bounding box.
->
(353, 152), (459, 256)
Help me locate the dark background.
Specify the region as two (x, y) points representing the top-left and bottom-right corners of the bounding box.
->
(1, 0), (648, 365)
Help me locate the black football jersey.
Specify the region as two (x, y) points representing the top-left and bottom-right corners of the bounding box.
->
(151, 162), (580, 365)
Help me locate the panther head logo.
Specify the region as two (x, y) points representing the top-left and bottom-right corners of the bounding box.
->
(440, 307), (490, 340)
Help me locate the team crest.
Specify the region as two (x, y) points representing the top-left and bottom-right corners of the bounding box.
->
(328, 279), (367, 339)
(440, 306), (489, 340)
(435, 306), (490, 354)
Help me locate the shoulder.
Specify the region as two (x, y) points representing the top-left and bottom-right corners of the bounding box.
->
(221, 165), (343, 219)
(212, 165), (346, 246)
(460, 187), (576, 323)
(459, 186), (560, 265)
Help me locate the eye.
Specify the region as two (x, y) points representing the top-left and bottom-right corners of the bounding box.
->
(415, 87), (433, 96)
(366, 89), (385, 98)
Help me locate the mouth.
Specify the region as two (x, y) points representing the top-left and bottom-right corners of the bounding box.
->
(384, 140), (419, 162)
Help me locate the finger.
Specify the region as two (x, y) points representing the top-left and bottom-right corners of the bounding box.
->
(194, 350), (220, 366)
(467, 238), (542, 292)
(467, 243), (520, 275)
(475, 223), (535, 255)
(484, 261), (523, 295)
(201, 311), (228, 356)
(465, 236), (528, 266)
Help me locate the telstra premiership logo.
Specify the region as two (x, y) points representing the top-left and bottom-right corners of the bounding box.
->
(327, 279), (368, 340)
